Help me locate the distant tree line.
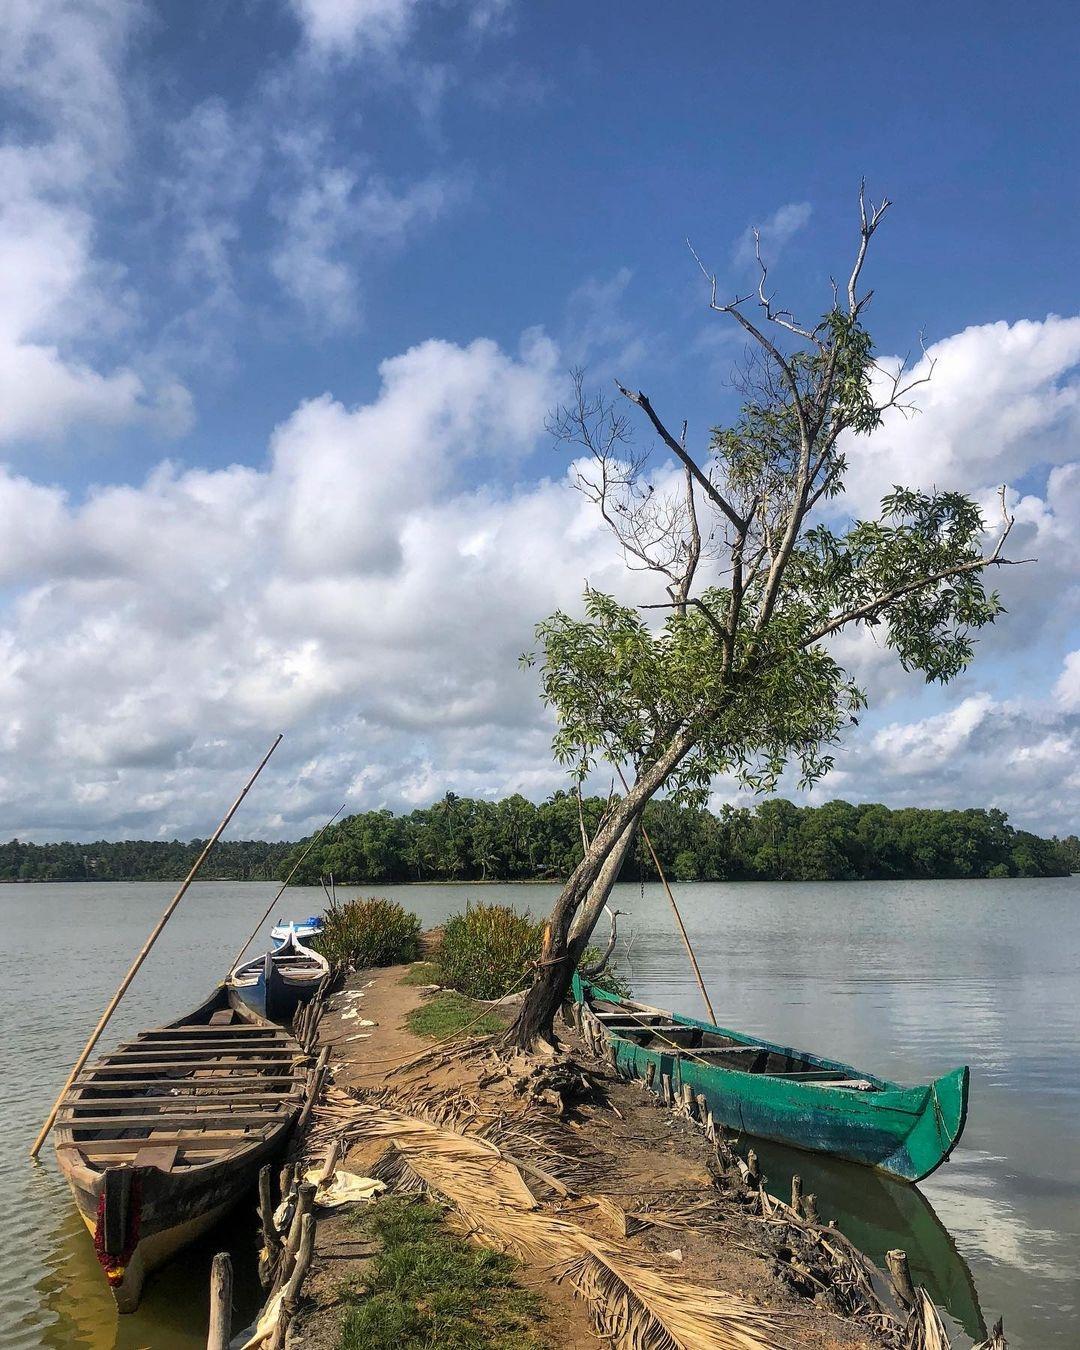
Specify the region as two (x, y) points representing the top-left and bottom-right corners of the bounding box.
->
(2, 795), (1076, 884)
(0, 837), (292, 883)
(284, 794), (1074, 883)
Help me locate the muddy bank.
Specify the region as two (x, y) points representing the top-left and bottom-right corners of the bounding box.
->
(282, 964), (894, 1349)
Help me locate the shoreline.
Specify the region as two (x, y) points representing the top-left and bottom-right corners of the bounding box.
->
(239, 960), (1003, 1350)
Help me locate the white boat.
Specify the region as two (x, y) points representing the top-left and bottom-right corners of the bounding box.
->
(270, 915), (323, 944)
(228, 929), (329, 1023)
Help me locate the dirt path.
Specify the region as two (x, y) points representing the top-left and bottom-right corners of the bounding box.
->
(290, 965), (877, 1350)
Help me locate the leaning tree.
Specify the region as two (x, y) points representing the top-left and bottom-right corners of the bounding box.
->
(507, 189), (1024, 1050)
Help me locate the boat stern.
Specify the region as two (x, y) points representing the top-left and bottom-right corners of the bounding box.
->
(881, 1065), (970, 1183)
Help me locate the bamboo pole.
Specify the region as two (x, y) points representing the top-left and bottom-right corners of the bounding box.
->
(612, 764), (717, 1024)
(229, 802), (345, 972)
(29, 734), (283, 1159)
(638, 820), (717, 1024)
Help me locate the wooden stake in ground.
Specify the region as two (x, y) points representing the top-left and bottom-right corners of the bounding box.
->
(29, 734), (283, 1159)
(229, 801), (345, 971)
(207, 1252), (233, 1350)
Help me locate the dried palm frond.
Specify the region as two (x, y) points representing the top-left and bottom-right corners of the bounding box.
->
(903, 1290), (951, 1350)
(972, 1318), (1008, 1350)
(562, 1237), (783, 1350)
(339, 1102), (787, 1350)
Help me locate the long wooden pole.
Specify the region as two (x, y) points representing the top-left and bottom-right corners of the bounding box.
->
(228, 802), (345, 972)
(612, 763), (717, 1024)
(29, 734), (283, 1159)
(638, 820), (717, 1024)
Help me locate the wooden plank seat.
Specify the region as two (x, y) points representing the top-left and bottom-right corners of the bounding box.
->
(68, 1075), (299, 1091)
(606, 1021), (698, 1035)
(114, 1042), (292, 1053)
(58, 1129), (273, 1155)
(105, 1046), (297, 1059)
(678, 1045), (765, 1056)
(62, 1094), (296, 1111)
(88, 1059), (300, 1073)
(60, 1110), (292, 1131)
(209, 1009), (235, 1025)
(136, 1028), (284, 1039)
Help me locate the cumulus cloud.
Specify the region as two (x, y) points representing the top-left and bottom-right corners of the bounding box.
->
(0, 330), (625, 839)
(0, 0), (194, 446)
(6, 308), (1080, 839)
(842, 316), (1080, 518)
(290, 0), (424, 56)
(270, 127), (465, 329)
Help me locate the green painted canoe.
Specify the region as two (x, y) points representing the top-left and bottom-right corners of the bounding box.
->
(573, 976), (969, 1184)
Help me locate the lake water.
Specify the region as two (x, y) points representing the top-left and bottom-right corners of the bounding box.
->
(1, 877), (1077, 1348)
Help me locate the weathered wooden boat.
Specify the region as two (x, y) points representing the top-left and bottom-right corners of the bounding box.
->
(53, 984), (307, 1312)
(271, 915), (323, 944)
(573, 976), (968, 1184)
(228, 928), (329, 1024)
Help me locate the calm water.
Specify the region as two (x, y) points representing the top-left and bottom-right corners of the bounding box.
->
(1, 877), (1077, 1348)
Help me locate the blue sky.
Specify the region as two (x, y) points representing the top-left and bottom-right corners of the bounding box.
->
(1, 0), (1079, 840)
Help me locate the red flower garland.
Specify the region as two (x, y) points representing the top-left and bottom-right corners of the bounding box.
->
(92, 1175), (142, 1286)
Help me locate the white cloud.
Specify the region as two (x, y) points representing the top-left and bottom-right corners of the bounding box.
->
(1053, 650), (1080, 712)
(290, 0), (423, 55)
(0, 330), (615, 839)
(4, 294), (1080, 837)
(290, 0), (513, 57)
(0, 0), (193, 446)
(734, 201), (813, 269)
(842, 316), (1080, 518)
(270, 131), (463, 329)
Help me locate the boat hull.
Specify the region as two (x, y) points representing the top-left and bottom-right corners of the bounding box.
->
(230, 931), (328, 1025)
(53, 984), (304, 1311)
(575, 978), (968, 1184)
(64, 1150), (268, 1312)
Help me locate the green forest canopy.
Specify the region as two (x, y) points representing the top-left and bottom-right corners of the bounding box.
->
(2, 794), (1077, 883)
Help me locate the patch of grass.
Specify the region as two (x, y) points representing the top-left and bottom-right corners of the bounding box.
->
(406, 990), (506, 1039)
(398, 960), (442, 986)
(339, 1197), (546, 1349)
(437, 903), (544, 1000)
(312, 897), (421, 970)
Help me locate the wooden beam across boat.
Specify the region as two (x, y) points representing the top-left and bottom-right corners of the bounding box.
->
(87, 1058), (301, 1073)
(67, 1075), (299, 1090)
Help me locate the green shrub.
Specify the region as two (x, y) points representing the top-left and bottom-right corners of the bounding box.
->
(578, 946), (632, 998)
(312, 897), (421, 970)
(436, 903), (544, 1000)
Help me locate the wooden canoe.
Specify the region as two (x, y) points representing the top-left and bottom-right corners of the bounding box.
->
(53, 983), (307, 1312)
(228, 928), (329, 1024)
(574, 976), (968, 1184)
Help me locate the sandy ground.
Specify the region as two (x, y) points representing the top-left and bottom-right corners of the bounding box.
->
(288, 966), (876, 1349)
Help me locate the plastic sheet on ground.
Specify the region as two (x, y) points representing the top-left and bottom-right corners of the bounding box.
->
(303, 1165), (386, 1208)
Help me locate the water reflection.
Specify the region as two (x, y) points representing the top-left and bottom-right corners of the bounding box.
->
(30, 1187), (263, 1350)
(744, 1136), (985, 1343)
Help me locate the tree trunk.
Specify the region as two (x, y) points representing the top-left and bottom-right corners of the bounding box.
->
(568, 817), (639, 943)
(505, 730), (694, 1050)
